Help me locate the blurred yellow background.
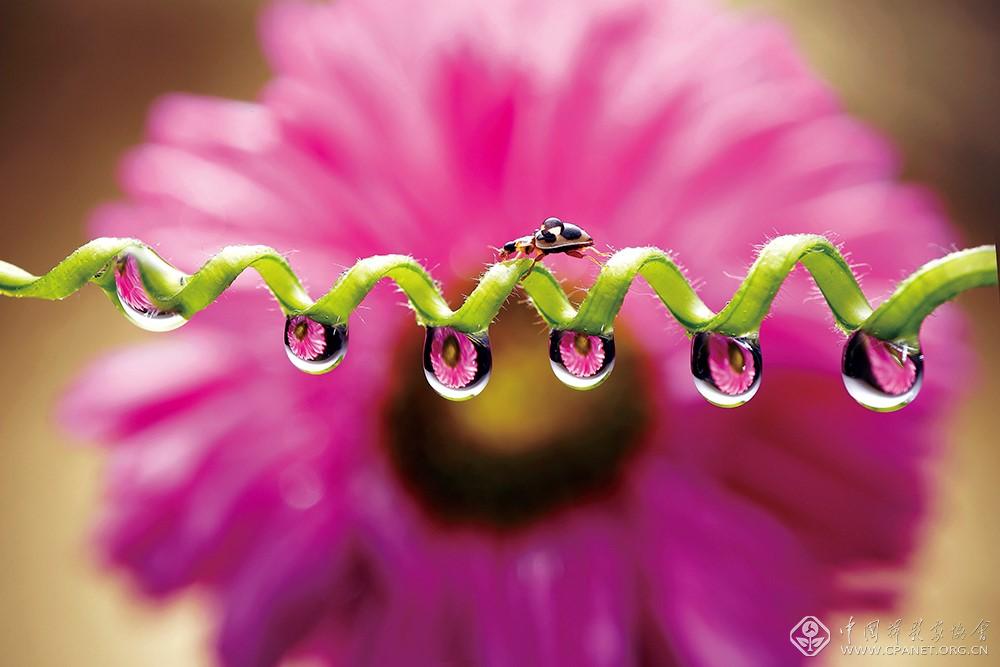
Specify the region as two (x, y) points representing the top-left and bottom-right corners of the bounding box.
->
(0, 1), (996, 665)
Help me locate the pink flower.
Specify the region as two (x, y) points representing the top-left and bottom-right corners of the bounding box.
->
(428, 327), (479, 390)
(114, 254), (159, 315)
(285, 315), (327, 361)
(863, 334), (920, 396)
(62, 0), (967, 665)
(706, 334), (757, 396)
(558, 331), (607, 378)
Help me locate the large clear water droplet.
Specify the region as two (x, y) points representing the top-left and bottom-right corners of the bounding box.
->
(841, 331), (923, 412)
(113, 254), (187, 332)
(548, 329), (616, 390)
(690, 332), (762, 407)
(284, 315), (348, 374)
(422, 327), (492, 400)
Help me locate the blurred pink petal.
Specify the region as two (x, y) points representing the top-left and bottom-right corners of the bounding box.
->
(634, 460), (819, 666)
(449, 513), (636, 667)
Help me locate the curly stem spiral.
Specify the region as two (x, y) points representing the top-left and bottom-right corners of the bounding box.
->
(1, 235), (996, 343)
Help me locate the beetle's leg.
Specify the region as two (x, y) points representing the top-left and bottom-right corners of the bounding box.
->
(528, 249), (546, 271)
(585, 246), (610, 258)
(570, 248), (605, 266)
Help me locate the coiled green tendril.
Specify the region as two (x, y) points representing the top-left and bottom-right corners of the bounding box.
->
(1, 235), (996, 344)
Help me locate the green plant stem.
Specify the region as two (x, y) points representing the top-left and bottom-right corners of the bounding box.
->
(1, 235), (996, 342)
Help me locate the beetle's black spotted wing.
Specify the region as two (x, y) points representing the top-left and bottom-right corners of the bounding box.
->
(559, 223), (583, 240)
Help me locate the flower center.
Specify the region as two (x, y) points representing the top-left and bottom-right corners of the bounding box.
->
(293, 321), (309, 341)
(573, 332), (592, 356)
(441, 334), (461, 367)
(382, 300), (652, 527)
(727, 340), (745, 373)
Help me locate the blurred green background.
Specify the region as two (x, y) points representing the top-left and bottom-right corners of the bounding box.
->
(0, 1), (997, 665)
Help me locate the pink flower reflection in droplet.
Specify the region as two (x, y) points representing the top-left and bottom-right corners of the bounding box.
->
(558, 331), (607, 378)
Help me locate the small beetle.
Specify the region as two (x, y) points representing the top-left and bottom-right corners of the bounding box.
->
(497, 217), (604, 264)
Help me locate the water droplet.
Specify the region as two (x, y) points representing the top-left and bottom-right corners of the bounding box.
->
(841, 331), (923, 412)
(548, 329), (616, 390)
(422, 327), (492, 400)
(690, 332), (762, 407)
(114, 254), (186, 332)
(284, 315), (348, 374)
